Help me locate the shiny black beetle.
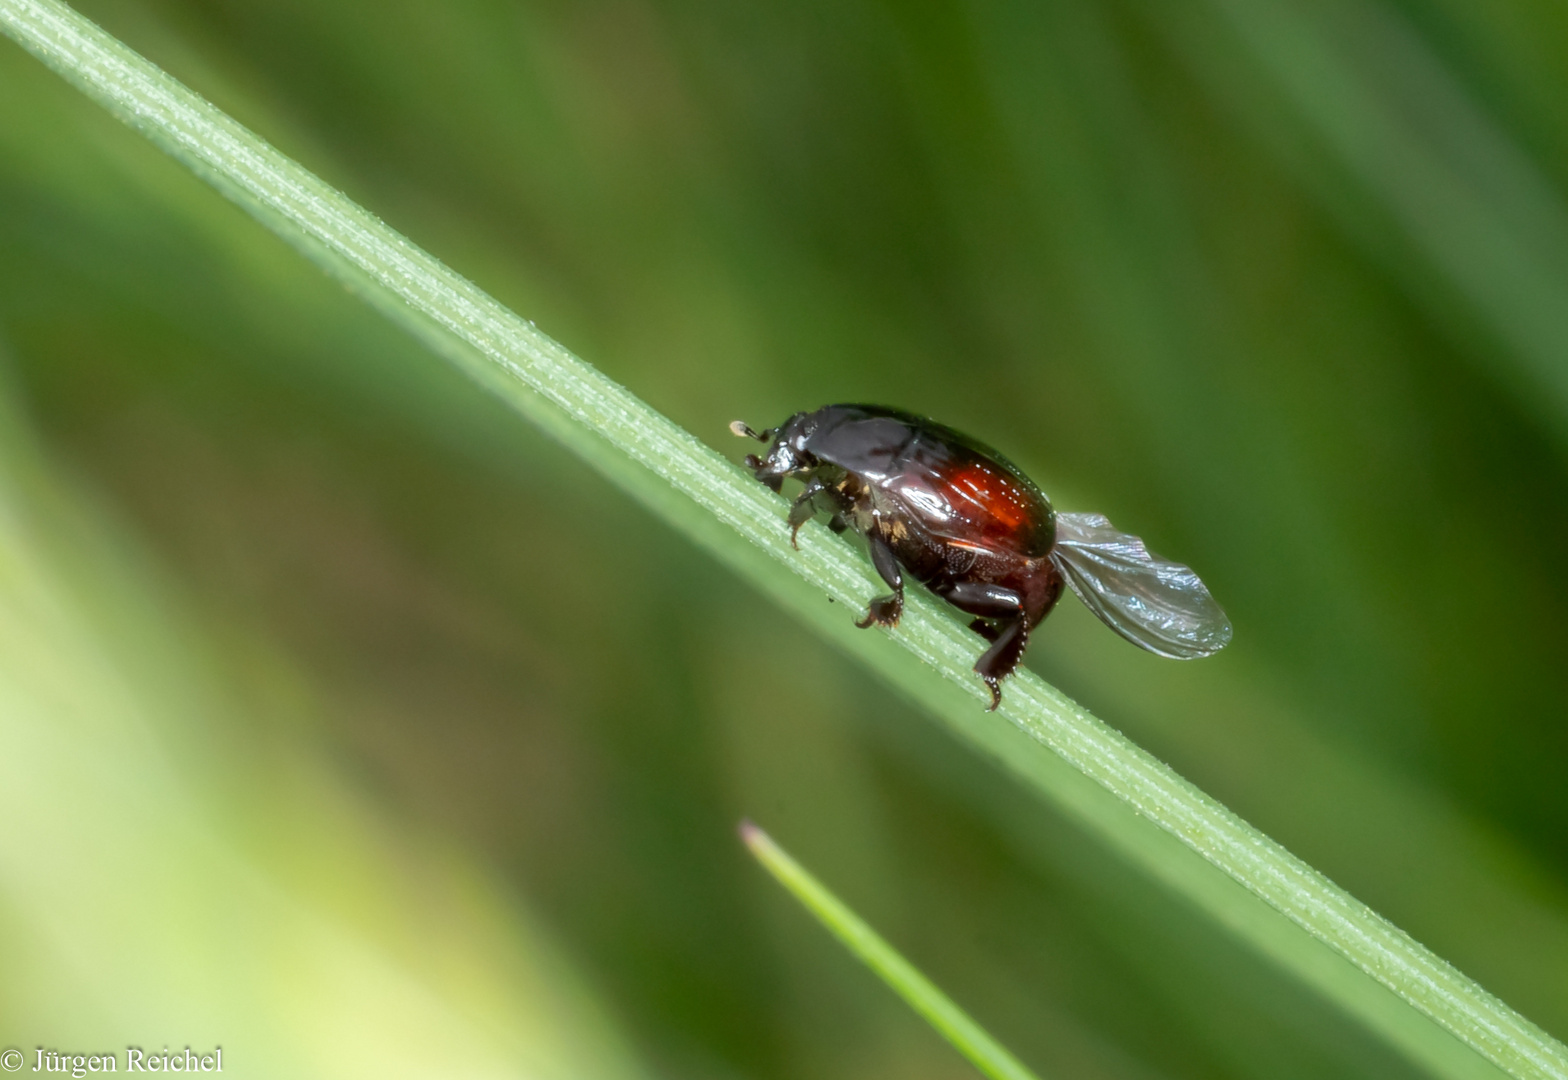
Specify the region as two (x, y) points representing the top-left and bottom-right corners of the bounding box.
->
(732, 405), (1230, 708)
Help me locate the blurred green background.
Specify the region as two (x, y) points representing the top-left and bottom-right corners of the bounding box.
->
(2, 0), (1568, 1077)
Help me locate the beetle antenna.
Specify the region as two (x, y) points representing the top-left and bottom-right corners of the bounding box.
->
(730, 420), (769, 442)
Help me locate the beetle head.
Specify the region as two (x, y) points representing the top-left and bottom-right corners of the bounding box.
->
(731, 413), (814, 493)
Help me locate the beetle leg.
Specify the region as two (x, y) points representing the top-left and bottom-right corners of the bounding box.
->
(936, 582), (1030, 708)
(854, 534), (905, 628)
(936, 581), (1024, 648)
(788, 478), (828, 549)
(974, 617), (1029, 710)
(743, 452), (782, 492)
(827, 513), (848, 534)
(938, 581), (1026, 620)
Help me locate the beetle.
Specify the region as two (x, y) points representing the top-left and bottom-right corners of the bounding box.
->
(731, 404), (1230, 708)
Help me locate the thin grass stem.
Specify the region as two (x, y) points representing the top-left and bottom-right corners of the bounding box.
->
(741, 822), (1042, 1080)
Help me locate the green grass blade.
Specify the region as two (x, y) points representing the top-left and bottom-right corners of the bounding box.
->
(0, 2), (1563, 1078)
(741, 822), (1041, 1080)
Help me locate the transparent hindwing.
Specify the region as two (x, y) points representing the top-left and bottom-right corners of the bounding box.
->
(1048, 512), (1232, 659)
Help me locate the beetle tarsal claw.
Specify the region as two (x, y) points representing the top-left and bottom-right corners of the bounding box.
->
(983, 677), (1002, 711)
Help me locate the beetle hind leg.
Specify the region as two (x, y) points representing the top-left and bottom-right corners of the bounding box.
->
(933, 581), (1022, 654)
(974, 617), (1029, 710)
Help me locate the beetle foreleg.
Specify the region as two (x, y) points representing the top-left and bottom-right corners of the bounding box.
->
(855, 534), (904, 628)
(788, 478), (830, 549)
